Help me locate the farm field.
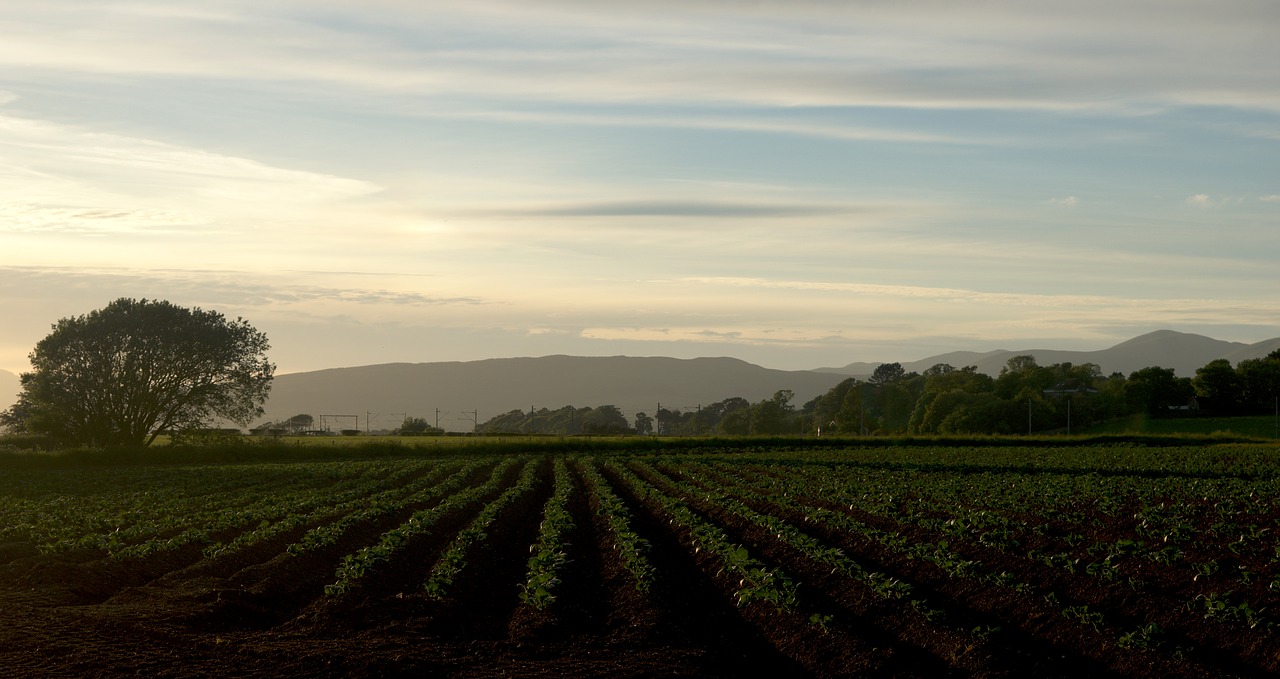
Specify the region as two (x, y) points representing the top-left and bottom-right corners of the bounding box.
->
(1077, 414), (1280, 440)
(3, 443), (1280, 677)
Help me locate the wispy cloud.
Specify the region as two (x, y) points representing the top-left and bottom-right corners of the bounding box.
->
(1185, 194), (1247, 208)
(0, 266), (485, 308)
(679, 276), (1122, 308)
(0, 109), (383, 247)
(4, 2), (1280, 114)
(485, 200), (866, 219)
(0, 265), (490, 374)
(0, 203), (205, 235)
(0, 113), (378, 203)
(675, 276), (1280, 325)
(581, 326), (815, 347)
(1, 1), (1277, 375)
(567, 276), (1280, 357)
(426, 108), (1002, 145)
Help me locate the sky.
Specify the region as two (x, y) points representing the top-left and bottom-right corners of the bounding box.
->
(2, 0), (1279, 376)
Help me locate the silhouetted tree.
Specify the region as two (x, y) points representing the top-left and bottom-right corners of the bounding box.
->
(634, 411), (653, 435)
(1237, 351), (1280, 413)
(1125, 366), (1194, 414)
(394, 416), (442, 435)
(870, 362), (906, 385)
(9, 298), (273, 447)
(581, 405), (630, 434)
(1193, 359), (1243, 414)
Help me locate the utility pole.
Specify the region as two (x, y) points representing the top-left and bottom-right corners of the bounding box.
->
(462, 410), (478, 434)
(366, 411), (375, 434)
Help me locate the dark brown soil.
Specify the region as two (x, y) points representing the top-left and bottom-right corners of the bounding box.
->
(2, 454), (1275, 678)
(0, 459), (788, 677)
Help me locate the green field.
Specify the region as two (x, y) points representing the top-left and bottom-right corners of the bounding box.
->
(3, 439), (1280, 677)
(1078, 414), (1280, 439)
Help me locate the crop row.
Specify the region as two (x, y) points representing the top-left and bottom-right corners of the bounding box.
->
(425, 457), (545, 599)
(0, 459), (437, 553)
(290, 460), (477, 556)
(6, 445), (1280, 677)
(574, 458), (656, 593)
(325, 457), (525, 595)
(674, 456), (1278, 672)
(604, 460), (799, 610)
(518, 457), (576, 609)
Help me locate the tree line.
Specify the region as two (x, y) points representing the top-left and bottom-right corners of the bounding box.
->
(6, 298), (1277, 445)
(476, 351), (1280, 437)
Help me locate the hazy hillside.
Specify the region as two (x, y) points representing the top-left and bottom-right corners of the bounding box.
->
(264, 355), (847, 433)
(1224, 336), (1280, 364)
(6, 330), (1278, 434)
(0, 369), (19, 413)
(818, 330), (1274, 378)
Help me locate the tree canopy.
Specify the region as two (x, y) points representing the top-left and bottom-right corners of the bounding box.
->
(5, 298), (274, 447)
(453, 350), (1275, 440)
(393, 416), (443, 436)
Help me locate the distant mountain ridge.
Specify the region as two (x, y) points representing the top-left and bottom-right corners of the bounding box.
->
(3, 330), (1278, 432)
(263, 355), (847, 433)
(815, 330), (1280, 379)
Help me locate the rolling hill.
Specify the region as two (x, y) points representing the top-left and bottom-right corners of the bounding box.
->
(815, 330), (1278, 379)
(262, 355), (847, 433)
(4, 330), (1277, 434)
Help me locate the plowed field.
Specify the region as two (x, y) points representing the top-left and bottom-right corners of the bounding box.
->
(3, 444), (1279, 677)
